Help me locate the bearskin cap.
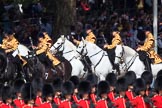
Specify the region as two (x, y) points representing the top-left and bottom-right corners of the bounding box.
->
(69, 76), (80, 88)
(141, 71), (153, 85)
(78, 81), (91, 98)
(52, 77), (63, 93)
(106, 73), (117, 87)
(125, 71), (136, 86)
(86, 73), (98, 87)
(42, 83), (53, 98)
(62, 81), (74, 96)
(32, 77), (44, 93)
(97, 81), (110, 97)
(21, 83), (35, 104)
(116, 77), (128, 93)
(13, 79), (25, 94)
(154, 76), (162, 91)
(2, 85), (13, 103)
(133, 78), (146, 95)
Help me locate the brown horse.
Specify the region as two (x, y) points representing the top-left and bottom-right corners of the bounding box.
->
(25, 54), (72, 83)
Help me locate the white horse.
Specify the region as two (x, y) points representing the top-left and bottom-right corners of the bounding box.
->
(114, 45), (162, 78)
(76, 38), (113, 80)
(50, 36), (87, 78)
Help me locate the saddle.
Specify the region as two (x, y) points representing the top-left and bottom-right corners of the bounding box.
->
(138, 51), (152, 72)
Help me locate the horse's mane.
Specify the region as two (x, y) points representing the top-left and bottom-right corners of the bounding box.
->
(65, 38), (76, 50)
(123, 45), (137, 56)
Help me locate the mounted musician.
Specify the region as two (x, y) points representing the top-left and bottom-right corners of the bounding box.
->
(0, 29), (27, 67)
(73, 24), (96, 72)
(34, 31), (60, 67)
(136, 27), (162, 72)
(73, 24), (96, 45)
(104, 28), (123, 70)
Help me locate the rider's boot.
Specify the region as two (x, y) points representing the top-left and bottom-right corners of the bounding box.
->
(143, 58), (152, 72)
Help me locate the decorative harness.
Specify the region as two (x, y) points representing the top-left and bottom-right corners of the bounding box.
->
(77, 43), (108, 70)
(115, 46), (139, 72)
(52, 41), (76, 62)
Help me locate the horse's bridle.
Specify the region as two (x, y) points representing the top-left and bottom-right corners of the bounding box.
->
(77, 43), (106, 69)
(77, 43), (88, 56)
(52, 42), (64, 52)
(115, 46), (125, 63)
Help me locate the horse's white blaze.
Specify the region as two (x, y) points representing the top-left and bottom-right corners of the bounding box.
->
(115, 45), (162, 78)
(76, 40), (113, 81)
(50, 36), (87, 78)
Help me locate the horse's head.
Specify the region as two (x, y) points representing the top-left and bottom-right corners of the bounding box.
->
(76, 37), (88, 56)
(50, 35), (65, 54)
(114, 45), (125, 65)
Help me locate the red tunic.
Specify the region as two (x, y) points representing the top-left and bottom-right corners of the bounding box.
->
(90, 93), (97, 104)
(107, 91), (115, 101)
(78, 99), (90, 108)
(131, 96), (146, 108)
(113, 97), (126, 108)
(72, 95), (80, 104)
(59, 100), (72, 108)
(53, 97), (61, 106)
(22, 104), (36, 108)
(126, 90), (134, 101)
(13, 98), (24, 108)
(0, 103), (14, 108)
(39, 102), (53, 108)
(35, 96), (43, 107)
(151, 94), (162, 108)
(95, 99), (108, 108)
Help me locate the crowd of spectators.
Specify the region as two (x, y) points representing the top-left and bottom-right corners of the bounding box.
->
(0, 0), (162, 55)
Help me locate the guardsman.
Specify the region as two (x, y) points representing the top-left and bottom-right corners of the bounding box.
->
(1, 86), (14, 108)
(96, 81), (110, 108)
(13, 79), (25, 108)
(125, 71), (136, 101)
(136, 27), (162, 64)
(53, 78), (62, 107)
(113, 77), (128, 108)
(104, 29), (122, 50)
(59, 81), (76, 108)
(32, 78), (44, 107)
(21, 83), (36, 108)
(131, 78), (152, 108)
(40, 83), (56, 108)
(0, 29), (27, 66)
(106, 73), (117, 102)
(141, 71), (153, 97)
(69, 76), (80, 104)
(78, 81), (91, 108)
(86, 73), (98, 107)
(73, 24), (96, 45)
(35, 32), (60, 67)
(152, 76), (162, 108)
